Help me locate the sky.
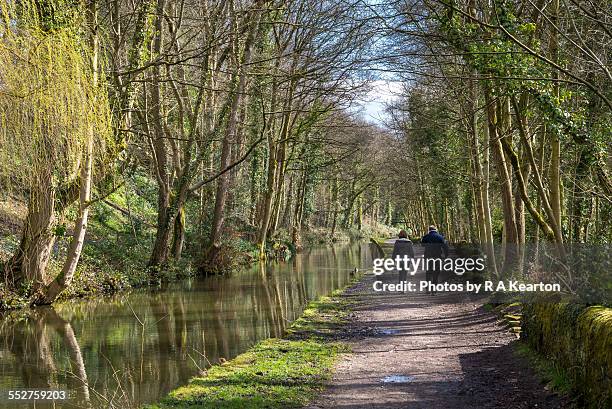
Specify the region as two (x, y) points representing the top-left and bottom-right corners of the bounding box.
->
(352, 80), (404, 126)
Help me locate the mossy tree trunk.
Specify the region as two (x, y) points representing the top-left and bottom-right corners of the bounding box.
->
(8, 176), (57, 288)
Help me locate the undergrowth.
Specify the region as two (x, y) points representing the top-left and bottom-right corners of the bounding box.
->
(513, 342), (573, 395)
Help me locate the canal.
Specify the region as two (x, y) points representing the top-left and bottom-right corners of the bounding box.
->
(0, 243), (370, 408)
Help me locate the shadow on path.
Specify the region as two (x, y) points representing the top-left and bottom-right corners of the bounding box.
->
(306, 273), (569, 409)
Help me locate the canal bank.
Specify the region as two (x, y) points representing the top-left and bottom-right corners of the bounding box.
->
(149, 264), (571, 409)
(0, 243), (369, 408)
(147, 286), (357, 409)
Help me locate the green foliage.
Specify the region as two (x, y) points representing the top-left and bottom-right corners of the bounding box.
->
(435, 0), (612, 169)
(0, 0), (113, 196)
(0, 284), (30, 310)
(14, 0), (82, 32)
(52, 223), (67, 237)
(514, 342), (572, 395)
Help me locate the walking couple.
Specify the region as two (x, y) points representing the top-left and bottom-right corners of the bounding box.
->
(391, 226), (449, 294)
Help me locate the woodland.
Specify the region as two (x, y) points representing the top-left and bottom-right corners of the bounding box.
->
(0, 0), (610, 308)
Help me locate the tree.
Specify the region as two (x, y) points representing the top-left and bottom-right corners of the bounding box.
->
(0, 0), (112, 297)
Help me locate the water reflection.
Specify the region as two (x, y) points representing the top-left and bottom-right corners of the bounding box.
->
(0, 243), (368, 408)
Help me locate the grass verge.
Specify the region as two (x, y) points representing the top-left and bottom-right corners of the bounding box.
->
(513, 342), (573, 396)
(146, 287), (356, 409)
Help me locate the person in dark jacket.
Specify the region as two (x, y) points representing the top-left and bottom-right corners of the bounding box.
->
(392, 229), (415, 286)
(421, 225), (449, 293)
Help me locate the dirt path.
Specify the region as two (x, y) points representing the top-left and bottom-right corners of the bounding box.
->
(307, 248), (568, 409)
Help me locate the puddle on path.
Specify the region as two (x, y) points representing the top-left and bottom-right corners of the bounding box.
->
(381, 375), (415, 383)
(376, 328), (400, 335)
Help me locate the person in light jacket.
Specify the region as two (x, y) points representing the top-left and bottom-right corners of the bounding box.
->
(392, 229), (414, 285)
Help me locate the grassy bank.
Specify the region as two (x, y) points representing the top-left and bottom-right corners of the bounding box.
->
(146, 286), (356, 409)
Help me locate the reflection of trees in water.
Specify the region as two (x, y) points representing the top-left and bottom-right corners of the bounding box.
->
(1, 313), (56, 390)
(0, 308), (92, 407)
(0, 243), (364, 408)
(255, 261), (276, 339)
(264, 261), (285, 337)
(42, 308), (91, 405)
(150, 295), (175, 393)
(293, 251), (308, 317)
(212, 282), (231, 360)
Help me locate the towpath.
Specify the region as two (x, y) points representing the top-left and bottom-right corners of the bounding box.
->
(307, 243), (568, 409)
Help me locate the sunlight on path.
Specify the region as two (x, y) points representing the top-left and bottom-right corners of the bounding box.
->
(306, 268), (567, 409)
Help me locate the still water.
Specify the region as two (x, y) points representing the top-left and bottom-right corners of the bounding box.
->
(0, 243), (370, 408)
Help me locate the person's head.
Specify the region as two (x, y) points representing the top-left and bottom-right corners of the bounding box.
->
(398, 229), (408, 239)
(428, 225), (437, 232)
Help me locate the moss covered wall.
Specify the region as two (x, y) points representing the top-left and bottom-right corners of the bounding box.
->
(522, 303), (612, 408)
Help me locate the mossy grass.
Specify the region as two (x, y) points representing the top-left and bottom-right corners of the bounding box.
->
(146, 284), (357, 409)
(513, 342), (573, 395)
(522, 303), (612, 408)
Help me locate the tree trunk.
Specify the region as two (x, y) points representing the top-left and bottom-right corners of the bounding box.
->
(269, 89), (293, 236)
(481, 118), (497, 274)
(357, 196), (363, 231)
(511, 95), (563, 247)
(147, 0), (172, 269)
(329, 176), (339, 239)
(37, 133), (94, 304)
(171, 206), (186, 261)
(484, 86), (518, 272)
(292, 168), (307, 250)
(549, 0), (564, 247)
(149, 189), (172, 267)
(257, 141), (277, 258)
(8, 178), (56, 289)
(282, 173), (294, 228)
(206, 4), (262, 265)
